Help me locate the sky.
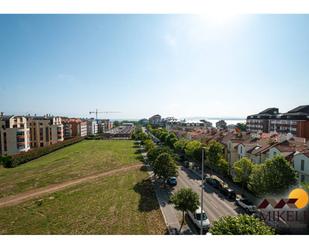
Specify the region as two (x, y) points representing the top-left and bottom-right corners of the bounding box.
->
(0, 14), (309, 120)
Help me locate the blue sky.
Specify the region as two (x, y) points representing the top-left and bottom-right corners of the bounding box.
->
(0, 14), (308, 119)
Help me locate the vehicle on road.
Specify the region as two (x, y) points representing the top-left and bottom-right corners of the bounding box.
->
(236, 197), (256, 214)
(205, 177), (223, 189)
(166, 176), (177, 186)
(188, 206), (210, 231)
(220, 186), (236, 200)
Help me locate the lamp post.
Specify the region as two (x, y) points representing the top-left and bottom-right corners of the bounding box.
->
(200, 147), (204, 235)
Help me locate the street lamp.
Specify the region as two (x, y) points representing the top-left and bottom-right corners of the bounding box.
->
(200, 147), (205, 235)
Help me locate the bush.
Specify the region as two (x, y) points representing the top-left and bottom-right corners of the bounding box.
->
(2, 137), (84, 168)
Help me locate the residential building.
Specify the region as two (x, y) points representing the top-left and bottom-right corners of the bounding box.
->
(246, 107), (279, 133)
(293, 150), (309, 183)
(26, 115), (64, 148)
(97, 119), (113, 133)
(216, 120), (227, 130)
(0, 115), (31, 156)
(62, 118), (87, 138)
(270, 105), (309, 139)
(149, 114), (161, 126)
(86, 119), (98, 136)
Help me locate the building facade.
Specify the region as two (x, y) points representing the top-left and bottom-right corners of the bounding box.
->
(27, 115), (64, 148)
(62, 118), (87, 139)
(0, 115), (31, 156)
(149, 114), (162, 126)
(246, 108), (279, 133)
(87, 119), (98, 136)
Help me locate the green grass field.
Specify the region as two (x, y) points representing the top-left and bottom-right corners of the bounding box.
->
(0, 168), (166, 234)
(0, 140), (141, 198)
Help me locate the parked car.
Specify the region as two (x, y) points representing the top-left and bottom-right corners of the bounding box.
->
(236, 198), (256, 214)
(205, 177), (222, 189)
(220, 186), (236, 200)
(166, 177), (177, 186)
(188, 206), (210, 231)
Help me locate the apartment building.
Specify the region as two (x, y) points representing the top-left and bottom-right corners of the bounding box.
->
(246, 108), (279, 133)
(0, 115), (31, 156)
(247, 105), (309, 139)
(149, 114), (161, 126)
(270, 105), (309, 139)
(97, 119), (113, 133)
(87, 119), (98, 136)
(62, 118), (87, 138)
(26, 115), (64, 148)
(293, 150), (309, 183)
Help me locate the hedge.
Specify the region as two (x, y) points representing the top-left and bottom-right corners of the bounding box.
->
(0, 137), (84, 168)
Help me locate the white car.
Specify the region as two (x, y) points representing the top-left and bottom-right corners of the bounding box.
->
(188, 206), (210, 231)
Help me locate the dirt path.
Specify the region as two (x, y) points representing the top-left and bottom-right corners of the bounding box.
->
(0, 164), (143, 208)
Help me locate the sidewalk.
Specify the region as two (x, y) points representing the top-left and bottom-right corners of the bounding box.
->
(141, 150), (181, 234)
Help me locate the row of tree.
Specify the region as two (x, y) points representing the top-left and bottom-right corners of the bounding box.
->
(232, 156), (297, 196)
(148, 126), (229, 175)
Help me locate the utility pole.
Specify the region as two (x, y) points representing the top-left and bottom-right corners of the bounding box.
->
(200, 147), (204, 235)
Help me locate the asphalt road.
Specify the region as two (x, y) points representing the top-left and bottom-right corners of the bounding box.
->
(173, 166), (243, 229)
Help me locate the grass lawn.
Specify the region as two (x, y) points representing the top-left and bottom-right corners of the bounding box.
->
(0, 170), (166, 234)
(0, 140), (141, 198)
(0, 168), (166, 234)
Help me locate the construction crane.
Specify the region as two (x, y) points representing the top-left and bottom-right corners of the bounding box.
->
(89, 109), (120, 120)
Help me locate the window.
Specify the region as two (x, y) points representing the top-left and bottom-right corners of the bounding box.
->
(240, 146), (242, 154)
(40, 142), (44, 147)
(301, 160), (305, 171)
(273, 151), (277, 156)
(40, 128), (43, 141)
(300, 175), (305, 182)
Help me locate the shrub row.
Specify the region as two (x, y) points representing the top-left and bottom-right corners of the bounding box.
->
(0, 137), (84, 168)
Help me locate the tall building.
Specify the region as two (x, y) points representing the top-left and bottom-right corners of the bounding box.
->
(246, 107), (279, 133)
(0, 115), (31, 156)
(149, 114), (161, 126)
(86, 119), (98, 136)
(62, 118), (87, 139)
(26, 115), (64, 148)
(270, 105), (309, 139)
(97, 119), (113, 133)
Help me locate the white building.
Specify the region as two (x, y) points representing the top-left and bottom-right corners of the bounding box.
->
(87, 119), (98, 136)
(293, 151), (309, 183)
(0, 115), (31, 156)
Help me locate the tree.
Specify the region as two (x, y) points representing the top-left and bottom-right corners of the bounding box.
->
(147, 146), (174, 165)
(232, 157), (254, 193)
(248, 156), (297, 195)
(184, 140), (202, 162)
(166, 133), (178, 148)
(153, 153), (178, 184)
(217, 158), (229, 176)
(170, 188), (200, 233)
(209, 214), (275, 235)
(236, 123), (247, 131)
(174, 139), (188, 154)
(113, 121), (120, 127)
(143, 139), (155, 152)
(206, 140), (224, 169)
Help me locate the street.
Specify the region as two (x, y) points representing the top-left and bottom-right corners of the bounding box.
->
(175, 166), (241, 224)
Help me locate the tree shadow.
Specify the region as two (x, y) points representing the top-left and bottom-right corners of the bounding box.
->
(133, 178), (160, 212)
